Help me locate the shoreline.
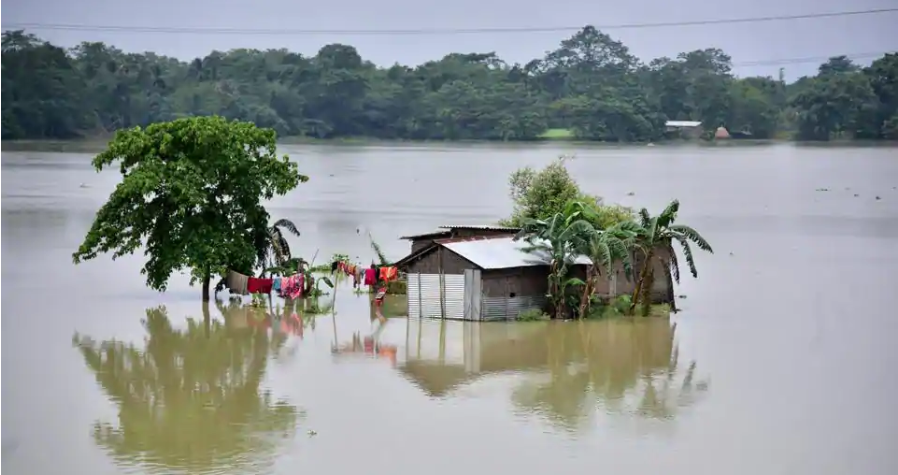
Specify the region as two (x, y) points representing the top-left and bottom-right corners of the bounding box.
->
(3, 136), (896, 153)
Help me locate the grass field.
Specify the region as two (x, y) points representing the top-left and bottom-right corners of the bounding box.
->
(538, 128), (575, 140)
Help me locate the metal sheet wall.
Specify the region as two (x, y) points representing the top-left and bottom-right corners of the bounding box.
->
(480, 296), (547, 321)
(443, 274), (465, 319)
(463, 269), (482, 321)
(407, 273), (467, 319)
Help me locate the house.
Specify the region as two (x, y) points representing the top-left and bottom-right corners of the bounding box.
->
(395, 230), (672, 321)
(664, 120), (703, 139)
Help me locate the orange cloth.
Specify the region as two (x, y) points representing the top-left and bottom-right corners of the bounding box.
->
(379, 266), (398, 282)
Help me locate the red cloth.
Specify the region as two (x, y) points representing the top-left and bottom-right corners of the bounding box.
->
(247, 277), (273, 294)
(379, 266), (398, 282)
(364, 268), (376, 286)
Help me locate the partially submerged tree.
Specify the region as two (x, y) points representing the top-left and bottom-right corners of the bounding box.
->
(575, 220), (640, 318)
(517, 200), (640, 319)
(629, 200), (713, 316)
(515, 201), (601, 319)
(72, 116), (308, 301)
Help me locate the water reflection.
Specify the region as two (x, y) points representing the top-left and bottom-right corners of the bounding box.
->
(400, 319), (707, 431)
(72, 305), (301, 475)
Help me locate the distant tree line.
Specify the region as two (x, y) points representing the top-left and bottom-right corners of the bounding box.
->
(2, 28), (896, 142)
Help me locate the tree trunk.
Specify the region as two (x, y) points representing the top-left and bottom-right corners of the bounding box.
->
(550, 261), (563, 320)
(640, 268), (654, 316)
(630, 248), (654, 314)
(202, 272), (211, 302)
(578, 267), (595, 319)
(202, 301), (211, 338)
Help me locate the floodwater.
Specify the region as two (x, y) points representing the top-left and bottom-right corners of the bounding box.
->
(2, 143), (898, 475)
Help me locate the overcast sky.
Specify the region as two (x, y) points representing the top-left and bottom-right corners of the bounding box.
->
(3, 0), (897, 79)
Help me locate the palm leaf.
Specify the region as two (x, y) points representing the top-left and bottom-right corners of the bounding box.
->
(273, 219), (301, 237)
(638, 208), (652, 228)
(645, 217), (659, 244)
(657, 200), (680, 227)
(589, 239), (613, 275)
(675, 238), (698, 278)
(269, 228), (286, 264)
(666, 242), (681, 284)
(607, 236), (633, 278)
(668, 224), (713, 253)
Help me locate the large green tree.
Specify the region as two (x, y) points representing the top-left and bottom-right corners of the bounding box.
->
(71, 116), (308, 300)
(3, 29), (894, 142)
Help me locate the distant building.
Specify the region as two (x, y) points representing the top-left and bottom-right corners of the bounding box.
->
(665, 120), (703, 139)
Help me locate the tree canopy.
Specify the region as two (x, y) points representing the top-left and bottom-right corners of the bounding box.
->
(502, 156), (634, 230)
(4, 28), (896, 142)
(71, 116), (308, 300)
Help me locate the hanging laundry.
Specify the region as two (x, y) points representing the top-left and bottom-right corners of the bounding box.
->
(247, 277), (273, 294)
(292, 274), (305, 299)
(348, 264), (360, 288)
(331, 261), (340, 273)
(364, 267), (376, 286)
(356, 267), (364, 288)
(226, 270), (249, 295)
(273, 276), (282, 292)
(278, 274), (304, 300)
(379, 266), (398, 282)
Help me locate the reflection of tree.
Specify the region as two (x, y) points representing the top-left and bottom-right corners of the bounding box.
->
(511, 320), (707, 430)
(72, 305), (301, 475)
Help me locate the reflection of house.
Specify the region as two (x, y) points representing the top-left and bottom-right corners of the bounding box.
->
(395, 225), (671, 321)
(398, 318), (690, 415)
(400, 319), (550, 396)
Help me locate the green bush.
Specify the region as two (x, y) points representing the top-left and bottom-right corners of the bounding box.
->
(517, 308), (550, 321)
(501, 156), (634, 229)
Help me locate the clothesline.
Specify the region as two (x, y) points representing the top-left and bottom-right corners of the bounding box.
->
(225, 263), (402, 299)
(225, 270), (307, 299)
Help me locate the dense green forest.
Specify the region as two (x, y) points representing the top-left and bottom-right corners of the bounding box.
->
(2, 28), (896, 142)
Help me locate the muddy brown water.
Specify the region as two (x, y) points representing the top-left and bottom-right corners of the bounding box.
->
(3, 143), (898, 475)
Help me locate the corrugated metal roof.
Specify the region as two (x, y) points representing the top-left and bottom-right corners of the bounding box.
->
(399, 230), (451, 240)
(665, 120), (702, 128)
(442, 236), (591, 270)
(437, 225), (520, 232)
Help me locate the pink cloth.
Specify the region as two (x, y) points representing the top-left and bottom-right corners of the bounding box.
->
(364, 268), (376, 286)
(278, 274), (304, 299)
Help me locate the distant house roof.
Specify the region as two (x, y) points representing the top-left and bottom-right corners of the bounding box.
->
(441, 236), (591, 270)
(665, 120), (702, 128)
